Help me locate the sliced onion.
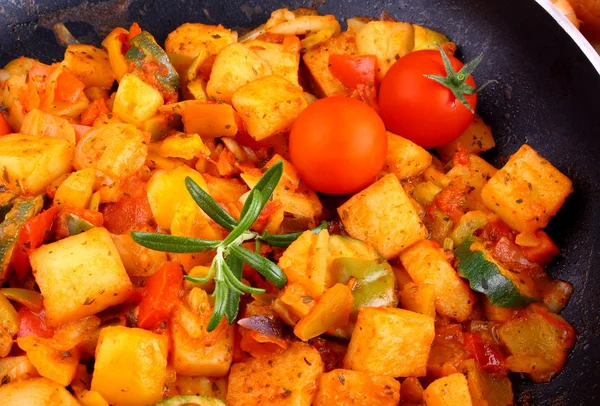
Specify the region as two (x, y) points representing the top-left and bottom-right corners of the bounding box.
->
(53, 23), (79, 47)
(239, 24), (267, 43)
(238, 315), (286, 338)
(221, 137), (247, 162)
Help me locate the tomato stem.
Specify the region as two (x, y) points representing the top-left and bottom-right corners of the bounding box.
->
(424, 44), (494, 113)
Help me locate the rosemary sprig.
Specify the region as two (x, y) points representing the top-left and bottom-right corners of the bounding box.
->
(131, 161), (327, 331)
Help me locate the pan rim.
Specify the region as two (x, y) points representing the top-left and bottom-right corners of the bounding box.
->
(535, 0), (600, 74)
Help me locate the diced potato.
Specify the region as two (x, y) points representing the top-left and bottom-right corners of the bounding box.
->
(142, 113), (178, 141)
(413, 25), (450, 51)
(400, 282), (436, 318)
(344, 307), (435, 377)
(437, 115), (495, 161)
(232, 75), (307, 141)
(78, 390), (110, 406)
(481, 145), (573, 232)
(356, 21), (415, 81)
(0, 293), (19, 337)
(91, 326), (168, 406)
(54, 168), (96, 209)
(165, 23), (238, 60)
(207, 43), (271, 104)
(265, 154), (300, 192)
(30, 227), (132, 326)
(113, 74), (164, 124)
(278, 229), (330, 299)
(63, 44), (115, 89)
(160, 132), (209, 160)
(74, 123), (148, 180)
(314, 368), (400, 406)
(303, 31), (357, 96)
(0, 327), (12, 357)
(226, 342), (324, 406)
(0, 134), (72, 195)
(182, 103), (238, 138)
(0, 355), (39, 383)
(401, 377), (424, 404)
(338, 173), (428, 259)
(412, 181), (443, 206)
(245, 39), (301, 85)
(424, 373), (474, 406)
(204, 174), (249, 203)
(170, 291), (234, 377)
(146, 165), (208, 229)
(399, 240), (475, 322)
(446, 154), (498, 211)
(171, 200), (223, 241)
(21, 109), (77, 145)
(0, 377), (80, 406)
(110, 233), (168, 277)
(17, 336), (80, 386)
(294, 283), (353, 341)
(462, 359), (514, 406)
(385, 132), (432, 179)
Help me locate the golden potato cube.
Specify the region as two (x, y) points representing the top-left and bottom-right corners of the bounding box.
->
(159, 132), (209, 160)
(0, 377), (80, 406)
(303, 31), (357, 97)
(338, 173), (428, 259)
(91, 326), (168, 406)
(344, 307), (435, 377)
(232, 75), (308, 141)
(385, 132), (432, 179)
(436, 115), (495, 162)
(63, 44), (115, 89)
(413, 25), (450, 51)
(399, 240), (475, 322)
(245, 39), (301, 86)
(146, 165), (208, 230)
(226, 342), (324, 406)
(447, 154), (498, 211)
(113, 74), (164, 124)
(30, 227), (132, 327)
(0, 134), (72, 195)
(206, 43), (271, 104)
(182, 102), (238, 138)
(424, 373), (474, 406)
(356, 21), (415, 81)
(21, 109), (76, 145)
(481, 144), (573, 232)
(314, 368), (400, 406)
(54, 168), (96, 209)
(165, 23), (238, 59)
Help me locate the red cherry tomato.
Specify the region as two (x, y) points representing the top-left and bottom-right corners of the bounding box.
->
(379, 50), (477, 149)
(289, 97), (387, 194)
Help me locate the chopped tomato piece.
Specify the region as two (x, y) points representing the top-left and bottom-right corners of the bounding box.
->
(17, 307), (54, 339)
(55, 70), (86, 103)
(10, 207), (59, 280)
(432, 185), (468, 223)
(463, 332), (507, 373)
(329, 54), (377, 89)
(102, 176), (154, 234)
(137, 261), (183, 329)
(522, 231), (560, 265)
(0, 114), (12, 136)
(80, 98), (109, 126)
(452, 144), (470, 166)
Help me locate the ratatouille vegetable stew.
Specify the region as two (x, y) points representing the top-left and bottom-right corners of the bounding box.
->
(0, 7), (575, 406)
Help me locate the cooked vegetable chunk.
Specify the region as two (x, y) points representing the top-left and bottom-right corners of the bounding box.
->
(206, 43), (271, 104)
(30, 227), (132, 326)
(245, 39), (301, 86)
(400, 282), (436, 318)
(113, 74), (164, 124)
(338, 173), (428, 259)
(436, 115), (495, 161)
(182, 103), (238, 138)
(226, 342), (324, 406)
(54, 168), (96, 209)
(462, 359), (514, 406)
(20, 109), (77, 145)
(0, 377), (80, 405)
(313, 368), (400, 406)
(91, 326), (168, 406)
(356, 21), (415, 81)
(481, 145), (573, 232)
(344, 307), (435, 377)
(17, 335), (80, 386)
(424, 373), (474, 406)
(446, 155), (498, 212)
(413, 25), (450, 51)
(165, 23), (238, 60)
(232, 75), (308, 141)
(0, 134), (72, 195)
(62, 44), (115, 90)
(400, 240), (475, 321)
(385, 131), (432, 179)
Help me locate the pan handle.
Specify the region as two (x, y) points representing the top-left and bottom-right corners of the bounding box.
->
(535, 0), (600, 74)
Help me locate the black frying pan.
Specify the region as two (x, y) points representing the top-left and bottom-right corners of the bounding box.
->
(1, 0), (599, 404)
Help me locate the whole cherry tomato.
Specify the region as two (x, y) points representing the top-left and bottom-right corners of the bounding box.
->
(289, 96), (387, 194)
(379, 48), (479, 149)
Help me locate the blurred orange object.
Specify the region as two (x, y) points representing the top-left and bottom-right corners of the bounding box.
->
(568, 0), (600, 41)
(553, 0), (581, 29)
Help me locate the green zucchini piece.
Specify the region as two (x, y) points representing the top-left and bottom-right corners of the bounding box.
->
(0, 196), (44, 281)
(0, 191), (17, 222)
(127, 31), (180, 92)
(328, 234), (382, 262)
(66, 213), (95, 236)
(152, 395), (226, 406)
(454, 237), (535, 308)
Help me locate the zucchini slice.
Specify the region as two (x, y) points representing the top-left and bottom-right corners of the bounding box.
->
(0, 191), (17, 222)
(152, 395), (226, 406)
(0, 196), (44, 281)
(454, 237), (535, 308)
(328, 234), (382, 262)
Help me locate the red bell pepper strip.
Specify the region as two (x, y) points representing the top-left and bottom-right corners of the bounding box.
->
(10, 206), (58, 280)
(463, 332), (507, 373)
(522, 231), (560, 265)
(102, 176), (154, 234)
(0, 114), (12, 136)
(329, 54), (377, 89)
(80, 98), (109, 126)
(54, 70), (86, 104)
(0, 288), (43, 312)
(137, 262), (183, 329)
(53, 208), (104, 240)
(17, 307), (54, 339)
